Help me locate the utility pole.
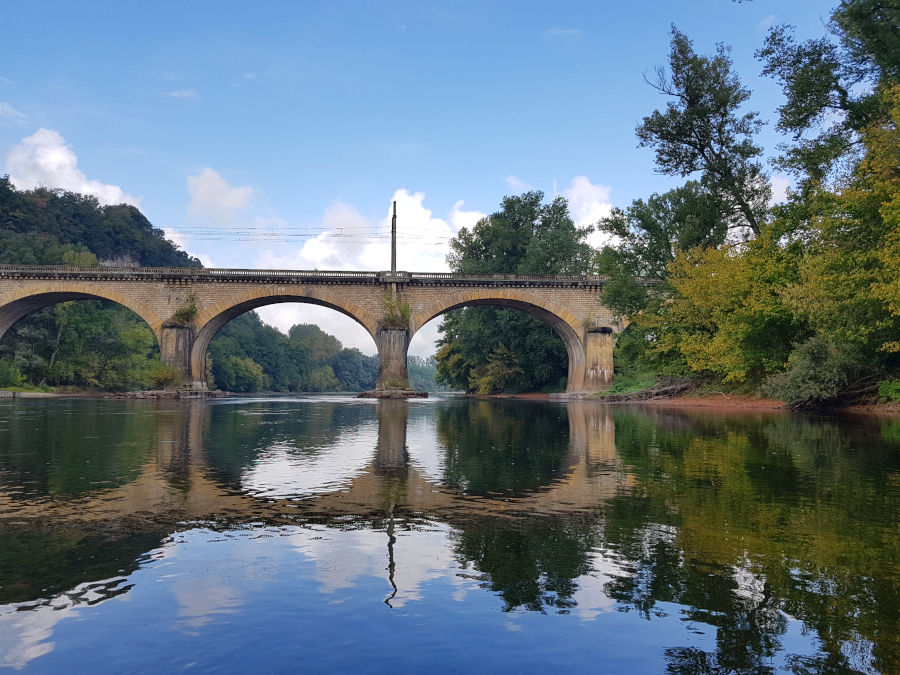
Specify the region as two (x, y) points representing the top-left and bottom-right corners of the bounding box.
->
(390, 200), (397, 299)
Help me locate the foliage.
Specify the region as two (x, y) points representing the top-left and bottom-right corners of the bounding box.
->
(762, 335), (865, 406)
(0, 177), (201, 268)
(595, 181), (730, 317)
(756, 0), (899, 184)
(636, 232), (804, 384)
(637, 27), (770, 236)
(147, 363), (181, 389)
(878, 379), (900, 403)
(437, 191), (592, 393)
(213, 355), (266, 393)
(600, 6), (900, 405)
(171, 294), (198, 325)
(382, 294), (411, 328)
(0, 360), (25, 388)
(209, 314), (436, 393)
(407, 355), (448, 392)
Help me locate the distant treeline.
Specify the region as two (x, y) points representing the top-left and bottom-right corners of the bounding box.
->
(0, 178), (443, 392)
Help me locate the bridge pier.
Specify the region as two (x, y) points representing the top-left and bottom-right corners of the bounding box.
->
(159, 323), (198, 388)
(581, 328), (615, 393)
(375, 327), (410, 390)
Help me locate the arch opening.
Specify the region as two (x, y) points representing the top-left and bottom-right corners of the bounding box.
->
(409, 297), (586, 393)
(192, 296), (379, 393)
(0, 292), (164, 390)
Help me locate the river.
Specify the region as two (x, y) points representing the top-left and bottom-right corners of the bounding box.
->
(1, 397), (898, 673)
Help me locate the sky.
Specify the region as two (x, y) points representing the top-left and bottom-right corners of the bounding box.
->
(0, 0), (837, 356)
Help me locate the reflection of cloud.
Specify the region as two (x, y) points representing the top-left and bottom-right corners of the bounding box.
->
(0, 602), (66, 670)
(290, 523), (464, 608)
(0, 575), (131, 670)
(175, 579), (242, 632)
(240, 422), (378, 498)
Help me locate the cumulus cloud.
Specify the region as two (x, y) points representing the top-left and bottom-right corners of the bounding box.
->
(165, 88), (201, 100)
(186, 167), (253, 225)
(505, 175), (532, 193)
(770, 175), (792, 205)
(0, 102), (26, 123)
(254, 189), (486, 355)
(6, 128), (139, 205)
(562, 175), (614, 248)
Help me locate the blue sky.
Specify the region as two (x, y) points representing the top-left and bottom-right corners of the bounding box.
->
(0, 0), (837, 353)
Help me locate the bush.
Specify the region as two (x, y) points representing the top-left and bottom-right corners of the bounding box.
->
(763, 336), (861, 406)
(147, 362), (181, 389)
(0, 360), (25, 388)
(878, 379), (900, 403)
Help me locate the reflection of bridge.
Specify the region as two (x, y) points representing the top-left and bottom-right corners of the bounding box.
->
(0, 266), (621, 393)
(0, 400), (632, 527)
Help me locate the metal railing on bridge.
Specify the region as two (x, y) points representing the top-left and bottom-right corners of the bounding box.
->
(0, 264), (610, 288)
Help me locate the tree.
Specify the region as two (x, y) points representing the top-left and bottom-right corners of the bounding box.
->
(637, 27), (770, 236)
(437, 192), (594, 393)
(757, 0), (900, 185)
(595, 181), (730, 317)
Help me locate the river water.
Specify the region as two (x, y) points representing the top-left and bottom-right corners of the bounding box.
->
(0, 397), (898, 673)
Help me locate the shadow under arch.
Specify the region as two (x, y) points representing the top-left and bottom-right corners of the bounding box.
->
(0, 290), (163, 344)
(190, 292), (379, 387)
(410, 295), (587, 392)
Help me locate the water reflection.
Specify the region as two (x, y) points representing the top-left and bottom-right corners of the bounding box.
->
(0, 399), (898, 672)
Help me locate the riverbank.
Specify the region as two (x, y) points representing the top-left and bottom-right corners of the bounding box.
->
(472, 390), (900, 416)
(0, 388), (227, 399)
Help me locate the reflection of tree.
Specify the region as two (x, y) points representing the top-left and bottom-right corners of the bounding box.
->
(0, 401), (158, 498)
(450, 514), (601, 613)
(435, 400), (572, 495)
(0, 528), (163, 605)
(606, 409), (900, 674)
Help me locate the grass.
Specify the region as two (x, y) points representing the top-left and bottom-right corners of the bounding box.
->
(596, 371), (658, 397)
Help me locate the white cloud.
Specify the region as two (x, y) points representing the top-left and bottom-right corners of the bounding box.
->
(186, 167), (253, 226)
(505, 174), (531, 193)
(254, 190), (486, 356)
(165, 88), (201, 100)
(563, 175), (614, 248)
(770, 175), (792, 205)
(0, 102), (26, 122)
(0, 75), (15, 85)
(6, 128), (139, 206)
(759, 14), (776, 29)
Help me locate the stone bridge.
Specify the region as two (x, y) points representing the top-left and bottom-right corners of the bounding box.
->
(0, 265), (622, 393)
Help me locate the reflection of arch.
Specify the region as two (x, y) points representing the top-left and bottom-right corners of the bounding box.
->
(0, 289), (163, 343)
(190, 290), (379, 386)
(410, 290), (589, 392)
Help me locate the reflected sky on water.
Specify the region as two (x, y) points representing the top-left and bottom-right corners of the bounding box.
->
(1, 397), (898, 673)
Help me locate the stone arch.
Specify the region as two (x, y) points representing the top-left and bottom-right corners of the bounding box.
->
(190, 289), (380, 388)
(0, 287), (164, 344)
(409, 289), (588, 392)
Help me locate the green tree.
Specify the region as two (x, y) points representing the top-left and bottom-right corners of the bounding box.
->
(437, 192), (593, 393)
(595, 181), (729, 317)
(637, 27), (770, 236)
(757, 0), (900, 185)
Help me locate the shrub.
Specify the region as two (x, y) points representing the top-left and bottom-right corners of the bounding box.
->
(878, 379), (900, 403)
(147, 362), (181, 389)
(763, 336), (862, 406)
(0, 361), (25, 388)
